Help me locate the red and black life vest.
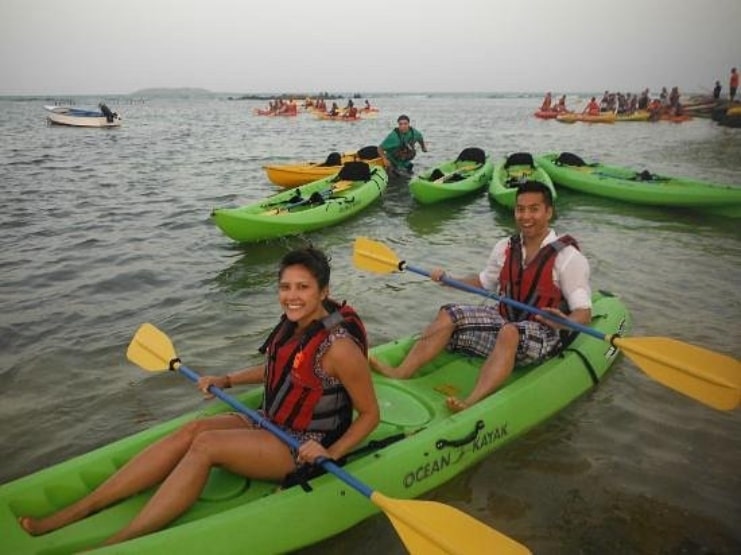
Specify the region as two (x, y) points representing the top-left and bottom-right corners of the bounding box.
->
(498, 234), (579, 322)
(258, 299), (367, 444)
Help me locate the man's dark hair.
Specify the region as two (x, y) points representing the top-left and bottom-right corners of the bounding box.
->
(397, 114), (410, 123)
(515, 181), (553, 206)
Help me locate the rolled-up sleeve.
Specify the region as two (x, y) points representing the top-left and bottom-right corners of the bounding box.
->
(478, 238), (508, 291)
(556, 248), (592, 310)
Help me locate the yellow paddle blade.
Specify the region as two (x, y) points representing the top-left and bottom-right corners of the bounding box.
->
(371, 492), (531, 555)
(333, 180), (353, 192)
(126, 323), (177, 372)
(615, 336), (741, 411)
(352, 236), (402, 274)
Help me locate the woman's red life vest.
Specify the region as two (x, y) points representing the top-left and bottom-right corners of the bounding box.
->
(498, 234), (579, 322)
(258, 300), (367, 442)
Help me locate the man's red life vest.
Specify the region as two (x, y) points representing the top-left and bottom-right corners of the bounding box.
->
(498, 234), (579, 322)
(259, 300), (367, 443)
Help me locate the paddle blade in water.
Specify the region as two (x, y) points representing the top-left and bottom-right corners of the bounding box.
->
(353, 237), (402, 274)
(127, 323), (176, 372)
(371, 493), (531, 555)
(616, 337), (741, 411)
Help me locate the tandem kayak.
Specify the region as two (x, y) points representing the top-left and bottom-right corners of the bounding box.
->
(409, 147), (493, 204)
(263, 147), (383, 188)
(488, 152), (557, 209)
(536, 152), (741, 217)
(212, 162), (388, 242)
(0, 291), (630, 554)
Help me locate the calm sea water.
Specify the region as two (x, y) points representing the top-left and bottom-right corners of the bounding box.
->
(1, 94), (740, 554)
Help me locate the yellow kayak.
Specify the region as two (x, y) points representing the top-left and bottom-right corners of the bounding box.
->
(556, 112), (616, 124)
(615, 110), (650, 122)
(264, 148), (383, 188)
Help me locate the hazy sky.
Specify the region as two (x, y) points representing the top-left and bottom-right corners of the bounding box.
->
(1, 0), (739, 95)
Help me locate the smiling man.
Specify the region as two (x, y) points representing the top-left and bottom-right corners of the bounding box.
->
(369, 181), (592, 411)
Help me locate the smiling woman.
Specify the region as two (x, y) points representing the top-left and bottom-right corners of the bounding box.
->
(13, 246), (379, 549)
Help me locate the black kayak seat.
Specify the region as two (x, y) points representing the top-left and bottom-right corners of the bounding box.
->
(356, 145), (380, 160)
(336, 161), (371, 182)
(318, 151), (342, 167)
(555, 152), (586, 167)
(504, 152), (535, 169)
(455, 147), (486, 165)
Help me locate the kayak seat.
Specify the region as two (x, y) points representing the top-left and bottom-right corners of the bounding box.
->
(456, 147), (486, 165)
(429, 168), (445, 181)
(633, 169), (657, 181)
(356, 145), (380, 160)
(335, 161), (371, 182)
(318, 151), (342, 167)
(555, 152), (586, 167)
(504, 152), (535, 169)
(200, 467), (250, 501)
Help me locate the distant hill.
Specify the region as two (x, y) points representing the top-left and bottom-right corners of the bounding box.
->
(129, 87), (214, 98)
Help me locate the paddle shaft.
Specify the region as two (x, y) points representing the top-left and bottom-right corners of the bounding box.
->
(174, 362), (374, 498)
(403, 263), (610, 343)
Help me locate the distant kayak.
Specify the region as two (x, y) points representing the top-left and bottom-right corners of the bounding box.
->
(409, 147), (493, 205)
(264, 147), (383, 188)
(489, 152), (557, 209)
(537, 152), (741, 217)
(614, 110), (650, 122)
(212, 163), (388, 242)
(533, 110), (560, 119)
(556, 112), (616, 124)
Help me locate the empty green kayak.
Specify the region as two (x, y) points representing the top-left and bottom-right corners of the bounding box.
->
(489, 152), (557, 208)
(536, 152), (741, 217)
(0, 291), (629, 554)
(212, 163), (388, 242)
(409, 147), (493, 204)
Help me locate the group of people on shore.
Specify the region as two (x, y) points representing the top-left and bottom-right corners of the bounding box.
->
(539, 68), (739, 120)
(20, 106), (587, 547)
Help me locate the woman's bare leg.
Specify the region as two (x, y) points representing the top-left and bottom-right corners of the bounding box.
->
(102, 428), (295, 546)
(20, 414), (246, 536)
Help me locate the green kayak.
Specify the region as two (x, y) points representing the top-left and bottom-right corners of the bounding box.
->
(212, 162), (388, 242)
(489, 152), (557, 208)
(0, 292), (629, 554)
(409, 147), (493, 204)
(537, 152), (741, 217)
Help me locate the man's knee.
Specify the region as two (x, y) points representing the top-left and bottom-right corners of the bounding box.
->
(498, 323), (520, 345)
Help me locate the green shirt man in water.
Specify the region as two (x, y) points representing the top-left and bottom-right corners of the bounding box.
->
(378, 114), (427, 178)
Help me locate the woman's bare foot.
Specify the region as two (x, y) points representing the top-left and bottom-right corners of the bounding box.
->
(445, 397), (470, 413)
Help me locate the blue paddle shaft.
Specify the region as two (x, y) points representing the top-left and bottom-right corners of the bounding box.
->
(176, 363), (374, 498)
(404, 263), (607, 342)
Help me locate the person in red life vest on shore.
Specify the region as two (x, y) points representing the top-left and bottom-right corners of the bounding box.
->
(730, 67), (739, 102)
(370, 181), (592, 412)
(18, 247), (379, 547)
(583, 96), (601, 115)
